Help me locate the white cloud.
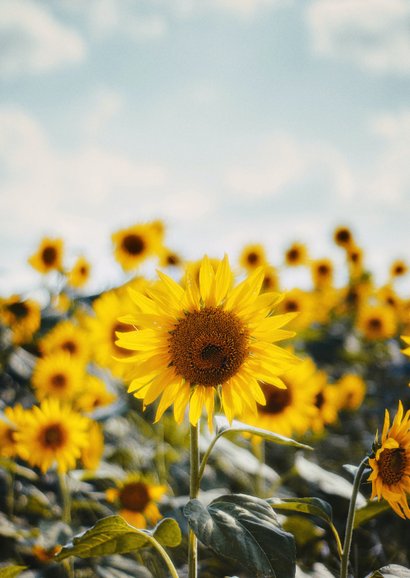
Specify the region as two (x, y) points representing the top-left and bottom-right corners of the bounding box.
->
(206, 0), (291, 18)
(0, 0), (85, 76)
(307, 0), (410, 74)
(84, 89), (124, 138)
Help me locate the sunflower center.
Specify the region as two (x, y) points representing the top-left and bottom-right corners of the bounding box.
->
(247, 251), (259, 265)
(6, 427), (16, 444)
(61, 340), (77, 354)
(258, 382), (292, 414)
(379, 447), (407, 485)
(284, 299), (299, 313)
(315, 391), (325, 409)
(50, 373), (67, 390)
(42, 246), (57, 265)
(394, 265), (404, 275)
(350, 251), (360, 264)
(40, 424), (66, 449)
(318, 264), (330, 276)
(119, 482), (150, 512)
(122, 234), (145, 256)
(336, 229), (351, 243)
(287, 249), (299, 262)
(368, 317), (382, 331)
(169, 307), (249, 387)
(7, 301), (29, 319)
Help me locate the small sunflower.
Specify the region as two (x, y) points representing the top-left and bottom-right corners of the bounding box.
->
(311, 258), (334, 290)
(74, 375), (117, 413)
(310, 382), (340, 434)
(239, 244), (267, 271)
(284, 242), (308, 267)
(111, 222), (162, 271)
(159, 246), (183, 268)
(67, 256), (91, 289)
(390, 259), (408, 279)
(346, 245), (364, 279)
(0, 405), (27, 458)
(28, 237), (64, 274)
(357, 305), (397, 341)
(277, 288), (313, 332)
(261, 265), (280, 293)
(15, 399), (90, 473)
(336, 374), (366, 411)
(117, 255), (299, 429)
(0, 295), (41, 344)
(240, 358), (322, 439)
(368, 401), (410, 519)
(106, 474), (167, 528)
(32, 353), (86, 401)
(377, 285), (402, 313)
(39, 320), (90, 364)
(333, 226), (354, 249)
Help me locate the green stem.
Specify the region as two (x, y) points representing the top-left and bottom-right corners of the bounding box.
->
(59, 472), (71, 525)
(339, 457), (368, 578)
(188, 421), (200, 578)
(149, 537), (181, 578)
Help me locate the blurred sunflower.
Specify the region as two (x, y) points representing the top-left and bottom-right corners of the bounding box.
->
(111, 222), (162, 271)
(336, 374), (366, 411)
(117, 255), (299, 428)
(0, 295), (41, 344)
(346, 244), (364, 279)
(32, 353), (85, 401)
(310, 382), (340, 433)
(67, 256), (91, 289)
(311, 258), (334, 290)
(39, 320), (90, 363)
(15, 399), (90, 473)
(377, 285), (402, 314)
(159, 246), (183, 268)
(239, 243), (267, 271)
(261, 265), (280, 293)
(81, 421), (104, 471)
(333, 225), (354, 249)
(368, 401), (410, 519)
(106, 474), (167, 528)
(28, 237), (64, 274)
(240, 358), (322, 438)
(389, 259), (408, 279)
(74, 375), (117, 413)
(357, 305), (397, 341)
(0, 405), (27, 458)
(277, 288), (313, 331)
(284, 242), (308, 266)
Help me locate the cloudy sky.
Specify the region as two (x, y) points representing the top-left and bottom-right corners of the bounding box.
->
(1, 0), (409, 295)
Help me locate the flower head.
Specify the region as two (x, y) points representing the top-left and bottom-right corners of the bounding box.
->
(111, 222), (162, 271)
(67, 256), (91, 288)
(239, 244), (267, 271)
(284, 242), (308, 267)
(28, 237), (64, 274)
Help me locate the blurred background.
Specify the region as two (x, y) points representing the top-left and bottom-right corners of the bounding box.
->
(1, 0), (409, 295)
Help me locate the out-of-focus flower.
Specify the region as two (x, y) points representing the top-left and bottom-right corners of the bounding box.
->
(111, 222), (162, 271)
(32, 353), (85, 401)
(117, 255), (299, 429)
(67, 256), (91, 289)
(346, 245), (364, 279)
(28, 237), (64, 274)
(368, 401), (410, 519)
(0, 405), (27, 458)
(311, 258), (334, 290)
(310, 383), (340, 433)
(336, 374), (366, 411)
(74, 375), (116, 413)
(81, 420), (104, 471)
(0, 295), (41, 344)
(39, 320), (90, 364)
(357, 305), (397, 341)
(284, 242), (308, 267)
(389, 259), (408, 279)
(159, 246), (183, 268)
(261, 265), (280, 293)
(239, 243), (267, 271)
(277, 288), (313, 331)
(333, 225), (354, 249)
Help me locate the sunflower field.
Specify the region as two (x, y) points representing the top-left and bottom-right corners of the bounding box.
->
(1, 221), (410, 578)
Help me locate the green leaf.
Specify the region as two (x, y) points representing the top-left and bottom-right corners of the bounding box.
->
(0, 566), (28, 578)
(0, 458), (38, 480)
(184, 493), (296, 578)
(267, 497), (333, 525)
(55, 515), (180, 562)
(354, 499), (392, 528)
(152, 518), (181, 547)
(214, 416), (313, 450)
(365, 565), (410, 577)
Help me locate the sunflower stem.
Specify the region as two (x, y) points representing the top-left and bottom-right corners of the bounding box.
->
(58, 472), (71, 525)
(188, 421), (200, 578)
(339, 457), (368, 578)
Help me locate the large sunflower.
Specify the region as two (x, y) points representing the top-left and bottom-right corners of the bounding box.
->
(15, 399), (90, 473)
(368, 401), (410, 519)
(32, 353), (86, 401)
(111, 222), (162, 271)
(28, 237), (64, 274)
(117, 255), (299, 428)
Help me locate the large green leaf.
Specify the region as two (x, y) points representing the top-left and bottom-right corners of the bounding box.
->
(0, 566), (28, 578)
(268, 497), (333, 524)
(366, 565), (410, 577)
(55, 516), (181, 561)
(354, 499), (391, 528)
(184, 493), (296, 578)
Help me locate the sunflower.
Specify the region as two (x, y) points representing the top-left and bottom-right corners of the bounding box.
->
(277, 288), (313, 332)
(15, 399), (90, 473)
(239, 244), (267, 271)
(106, 474), (167, 528)
(240, 358), (322, 439)
(311, 258), (334, 290)
(32, 353), (86, 401)
(390, 259), (408, 279)
(357, 304), (397, 341)
(284, 242), (308, 267)
(74, 375), (117, 413)
(346, 245), (364, 279)
(261, 265), (280, 293)
(39, 320), (90, 364)
(310, 382), (340, 434)
(0, 295), (41, 344)
(336, 374), (366, 411)
(0, 405), (27, 458)
(111, 222), (162, 271)
(67, 256), (91, 289)
(28, 237), (64, 274)
(333, 225), (354, 249)
(368, 401), (410, 519)
(377, 285), (402, 313)
(85, 289), (137, 379)
(117, 255), (299, 429)
(159, 246), (183, 268)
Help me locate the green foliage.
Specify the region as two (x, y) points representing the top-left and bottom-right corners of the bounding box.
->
(184, 493), (296, 578)
(366, 566), (410, 577)
(0, 567), (28, 578)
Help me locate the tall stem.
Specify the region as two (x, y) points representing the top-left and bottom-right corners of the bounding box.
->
(188, 421), (200, 578)
(59, 472), (71, 525)
(339, 457), (368, 578)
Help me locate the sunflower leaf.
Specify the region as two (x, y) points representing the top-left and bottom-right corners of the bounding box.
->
(184, 493), (296, 578)
(365, 565), (410, 577)
(0, 566), (28, 578)
(354, 499), (392, 528)
(267, 497), (333, 524)
(152, 518), (182, 547)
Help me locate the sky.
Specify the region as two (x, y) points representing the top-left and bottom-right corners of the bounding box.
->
(1, 0), (410, 296)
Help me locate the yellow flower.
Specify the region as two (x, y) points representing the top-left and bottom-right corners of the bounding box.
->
(106, 474), (167, 529)
(0, 405), (27, 458)
(39, 320), (90, 363)
(239, 244), (267, 271)
(240, 358), (322, 439)
(277, 288), (313, 331)
(28, 237), (64, 274)
(390, 259), (408, 279)
(284, 242), (308, 266)
(333, 225), (354, 249)
(336, 374), (366, 411)
(81, 421), (104, 471)
(310, 382), (340, 434)
(74, 375), (117, 413)
(311, 258), (334, 290)
(357, 304), (397, 341)
(15, 399), (90, 473)
(0, 295), (41, 344)
(261, 265), (280, 293)
(368, 401), (410, 519)
(159, 246), (183, 268)
(111, 222), (162, 271)
(117, 255), (299, 429)
(346, 245), (364, 279)
(32, 353), (86, 401)
(67, 256), (91, 289)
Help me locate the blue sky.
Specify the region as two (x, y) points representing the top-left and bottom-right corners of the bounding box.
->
(1, 0), (410, 295)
